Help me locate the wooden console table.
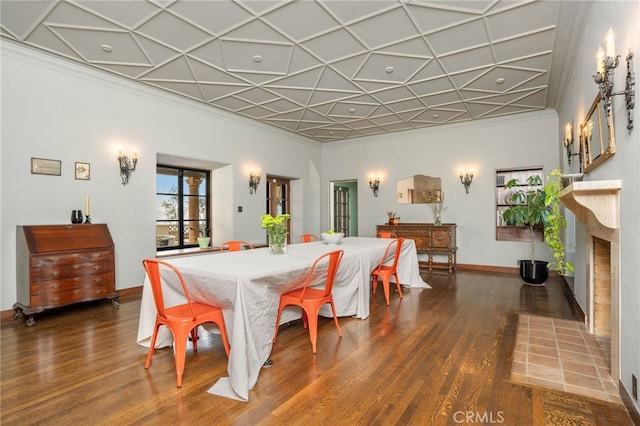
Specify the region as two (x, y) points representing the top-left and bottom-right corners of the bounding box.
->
(14, 224), (119, 326)
(376, 223), (457, 272)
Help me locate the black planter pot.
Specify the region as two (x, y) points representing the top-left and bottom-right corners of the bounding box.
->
(519, 260), (549, 285)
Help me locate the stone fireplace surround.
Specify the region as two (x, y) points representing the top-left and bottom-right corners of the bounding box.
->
(559, 180), (621, 383)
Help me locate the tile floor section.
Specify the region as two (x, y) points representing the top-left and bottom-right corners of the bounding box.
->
(511, 314), (622, 405)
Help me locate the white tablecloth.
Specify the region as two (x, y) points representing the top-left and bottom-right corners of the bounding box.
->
(136, 237), (428, 401)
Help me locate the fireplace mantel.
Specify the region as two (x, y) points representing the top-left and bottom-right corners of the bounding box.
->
(559, 180), (621, 238)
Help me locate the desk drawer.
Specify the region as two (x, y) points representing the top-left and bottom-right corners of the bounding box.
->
(30, 280), (115, 307)
(31, 272), (115, 295)
(30, 252), (114, 281)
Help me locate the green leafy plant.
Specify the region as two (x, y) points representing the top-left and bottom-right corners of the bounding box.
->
(260, 213), (290, 246)
(544, 169), (574, 275)
(502, 174), (549, 262)
(501, 169), (573, 274)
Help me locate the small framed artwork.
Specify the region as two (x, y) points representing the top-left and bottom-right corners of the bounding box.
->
(31, 157), (61, 176)
(75, 162), (90, 180)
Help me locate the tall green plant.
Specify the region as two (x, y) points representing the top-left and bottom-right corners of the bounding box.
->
(502, 174), (549, 262)
(544, 169), (574, 275)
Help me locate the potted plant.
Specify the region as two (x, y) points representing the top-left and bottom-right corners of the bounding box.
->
(197, 228), (211, 249)
(544, 169), (574, 276)
(502, 169), (572, 284)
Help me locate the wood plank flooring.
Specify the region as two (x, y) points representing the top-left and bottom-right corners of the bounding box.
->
(1, 270), (634, 425)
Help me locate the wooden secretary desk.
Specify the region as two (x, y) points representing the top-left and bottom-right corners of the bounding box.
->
(14, 224), (119, 326)
(376, 223), (457, 272)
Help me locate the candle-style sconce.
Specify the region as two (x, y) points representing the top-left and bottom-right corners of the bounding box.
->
(117, 149), (137, 186)
(563, 123), (580, 168)
(593, 28), (635, 130)
(459, 169), (474, 194)
(249, 170), (261, 194)
(369, 176), (380, 197)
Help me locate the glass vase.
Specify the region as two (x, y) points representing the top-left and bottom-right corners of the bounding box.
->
(268, 235), (287, 255)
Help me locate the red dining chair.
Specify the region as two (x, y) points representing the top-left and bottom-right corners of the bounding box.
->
(273, 250), (344, 354)
(220, 240), (254, 252)
(373, 232), (397, 238)
(371, 238), (405, 305)
(142, 259), (230, 387)
(300, 233), (320, 243)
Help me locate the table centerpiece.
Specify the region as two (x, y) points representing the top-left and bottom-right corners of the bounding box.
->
(261, 213), (290, 254)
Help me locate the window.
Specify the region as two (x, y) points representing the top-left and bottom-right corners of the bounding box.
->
(495, 167), (544, 242)
(156, 165), (210, 250)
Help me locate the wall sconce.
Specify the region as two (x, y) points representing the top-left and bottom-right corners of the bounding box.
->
(563, 123), (580, 168)
(249, 170), (261, 194)
(117, 150), (137, 186)
(369, 176), (380, 197)
(459, 170), (473, 193)
(593, 28), (635, 129)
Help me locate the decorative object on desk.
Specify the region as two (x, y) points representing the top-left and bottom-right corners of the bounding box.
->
(459, 169), (473, 193)
(321, 229), (344, 245)
(31, 157), (61, 176)
(592, 27), (635, 130)
(369, 175), (380, 197)
(431, 192), (446, 226)
(117, 149), (137, 185)
(386, 211), (398, 225)
(84, 194), (91, 223)
(71, 210), (83, 224)
(249, 169), (261, 194)
(75, 162), (90, 180)
(261, 213), (289, 254)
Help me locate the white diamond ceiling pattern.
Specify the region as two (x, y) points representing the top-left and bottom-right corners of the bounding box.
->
(1, 0), (585, 142)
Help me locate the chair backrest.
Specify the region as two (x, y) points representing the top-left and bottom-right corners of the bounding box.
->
(377, 238), (404, 269)
(220, 240), (254, 252)
(373, 232), (397, 238)
(142, 259), (196, 320)
(300, 250), (344, 299)
(300, 233), (320, 243)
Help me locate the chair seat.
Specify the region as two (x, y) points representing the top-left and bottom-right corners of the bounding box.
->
(279, 287), (325, 301)
(163, 302), (225, 326)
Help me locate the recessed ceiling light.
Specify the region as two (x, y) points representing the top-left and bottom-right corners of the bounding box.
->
(385, 66), (394, 73)
(252, 55), (262, 63)
(348, 108), (356, 113)
(496, 77), (505, 84)
(101, 44), (112, 53)
(432, 113), (439, 119)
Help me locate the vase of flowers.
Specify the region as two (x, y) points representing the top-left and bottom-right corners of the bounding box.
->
(261, 213), (290, 255)
(432, 193), (446, 226)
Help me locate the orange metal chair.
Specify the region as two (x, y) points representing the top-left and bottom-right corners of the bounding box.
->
(373, 232), (397, 238)
(273, 250), (344, 354)
(371, 238), (405, 305)
(220, 240), (254, 251)
(142, 259), (230, 387)
(300, 233), (320, 243)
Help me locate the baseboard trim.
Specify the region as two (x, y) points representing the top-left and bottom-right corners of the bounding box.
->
(0, 286), (144, 322)
(619, 380), (640, 425)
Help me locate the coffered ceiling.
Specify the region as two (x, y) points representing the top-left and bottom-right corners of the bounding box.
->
(1, 0), (588, 141)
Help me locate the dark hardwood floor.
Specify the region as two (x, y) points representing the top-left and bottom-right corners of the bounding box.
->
(1, 270), (634, 425)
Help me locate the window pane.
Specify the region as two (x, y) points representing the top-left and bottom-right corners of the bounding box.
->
(156, 194), (178, 220)
(156, 221), (178, 247)
(157, 167), (178, 194)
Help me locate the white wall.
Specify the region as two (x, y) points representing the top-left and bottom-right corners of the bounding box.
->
(0, 43), (322, 309)
(557, 0), (640, 411)
(321, 109), (560, 268)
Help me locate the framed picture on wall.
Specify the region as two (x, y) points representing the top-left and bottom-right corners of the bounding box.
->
(75, 162), (90, 180)
(31, 157), (61, 176)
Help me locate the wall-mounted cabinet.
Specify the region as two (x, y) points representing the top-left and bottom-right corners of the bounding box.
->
(495, 167), (544, 242)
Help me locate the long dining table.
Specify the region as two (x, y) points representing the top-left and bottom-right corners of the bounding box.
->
(136, 237), (429, 401)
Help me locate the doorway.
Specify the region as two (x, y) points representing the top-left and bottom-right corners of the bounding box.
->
(266, 176), (290, 243)
(329, 180), (358, 236)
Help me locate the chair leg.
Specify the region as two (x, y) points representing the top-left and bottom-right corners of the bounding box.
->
(145, 322), (161, 369)
(191, 328), (198, 352)
(173, 328), (190, 388)
(329, 300), (342, 337)
(372, 275), (379, 294)
(304, 307), (319, 354)
(273, 301), (285, 344)
(382, 275), (391, 305)
(394, 272), (403, 299)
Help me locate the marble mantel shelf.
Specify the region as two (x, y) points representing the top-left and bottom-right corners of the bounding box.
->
(559, 180), (622, 232)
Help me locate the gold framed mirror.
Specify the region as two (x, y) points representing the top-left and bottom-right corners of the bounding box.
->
(397, 174), (442, 204)
(581, 92), (615, 173)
